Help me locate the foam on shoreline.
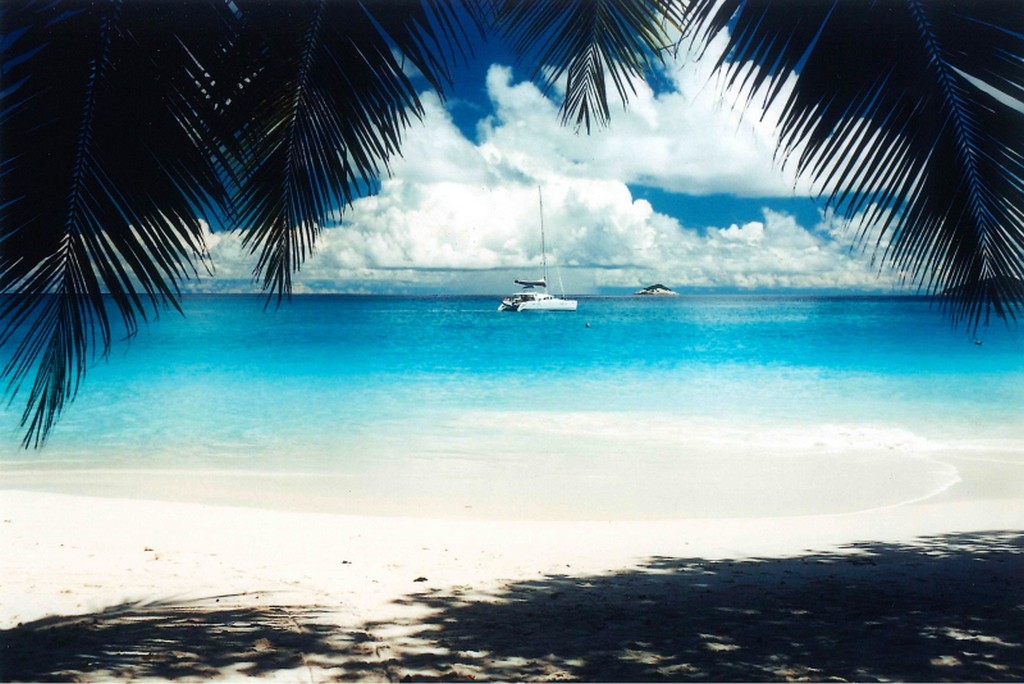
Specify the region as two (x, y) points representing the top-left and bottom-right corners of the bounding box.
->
(4, 413), (1002, 521)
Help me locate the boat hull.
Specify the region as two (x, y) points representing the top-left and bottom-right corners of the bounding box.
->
(498, 295), (578, 311)
(516, 298), (577, 311)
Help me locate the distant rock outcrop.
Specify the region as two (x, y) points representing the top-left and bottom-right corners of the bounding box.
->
(634, 284), (678, 296)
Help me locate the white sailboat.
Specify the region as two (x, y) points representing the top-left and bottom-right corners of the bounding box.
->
(499, 188), (578, 312)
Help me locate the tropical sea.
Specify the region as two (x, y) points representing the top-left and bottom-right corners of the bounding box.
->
(1, 294), (1022, 520)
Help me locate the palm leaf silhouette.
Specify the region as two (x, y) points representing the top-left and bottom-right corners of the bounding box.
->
(1, 0), (485, 444)
(682, 0), (1024, 329)
(493, 0), (682, 131)
(226, 0), (483, 303)
(1, 0), (237, 446)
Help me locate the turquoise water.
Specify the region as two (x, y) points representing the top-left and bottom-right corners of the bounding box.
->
(2, 294), (1022, 460)
(0, 295), (1021, 518)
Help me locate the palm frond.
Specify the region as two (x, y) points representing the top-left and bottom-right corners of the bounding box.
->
(1, 0), (235, 446)
(683, 0), (1024, 329)
(364, 0), (489, 96)
(228, 0), (482, 305)
(493, 0), (683, 131)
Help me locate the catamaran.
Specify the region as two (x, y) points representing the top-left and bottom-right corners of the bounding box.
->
(499, 189), (578, 312)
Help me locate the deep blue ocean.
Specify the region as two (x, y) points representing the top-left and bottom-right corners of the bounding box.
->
(1, 295), (1021, 518)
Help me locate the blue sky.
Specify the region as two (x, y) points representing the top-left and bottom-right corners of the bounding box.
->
(193, 32), (902, 296)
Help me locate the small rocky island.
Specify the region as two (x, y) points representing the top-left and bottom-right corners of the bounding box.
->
(634, 283), (678, 296)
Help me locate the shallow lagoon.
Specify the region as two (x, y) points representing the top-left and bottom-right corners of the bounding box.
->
(2, 295), (1021, 519)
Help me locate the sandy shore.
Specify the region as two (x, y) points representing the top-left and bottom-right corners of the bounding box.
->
(2, 458), (1023, 680)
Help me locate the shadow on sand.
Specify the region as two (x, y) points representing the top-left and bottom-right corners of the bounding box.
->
(0, 596), (394, 681)
(2, 531), (1022, 681)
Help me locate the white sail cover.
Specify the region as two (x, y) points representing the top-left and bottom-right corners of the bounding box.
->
(514, 278), (546, 289)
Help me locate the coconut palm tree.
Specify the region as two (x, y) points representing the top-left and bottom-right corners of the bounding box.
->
(2, 0), (1022, 447)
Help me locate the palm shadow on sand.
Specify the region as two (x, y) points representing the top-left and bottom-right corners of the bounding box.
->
(380, 530), (1024, 681)
(0, 597), (392, 681)
(2, 531), (1022, 681)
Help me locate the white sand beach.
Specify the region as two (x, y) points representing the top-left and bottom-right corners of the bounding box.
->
(1, 442), (1023, 681)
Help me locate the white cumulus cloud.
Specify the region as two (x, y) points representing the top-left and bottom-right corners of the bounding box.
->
(194, 42), (898, 295)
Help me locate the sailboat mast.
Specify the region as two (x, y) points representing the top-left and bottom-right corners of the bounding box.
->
(538, 186), (548, 286)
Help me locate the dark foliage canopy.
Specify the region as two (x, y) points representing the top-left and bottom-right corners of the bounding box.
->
(1, 0), (1022, 446)
(682, 0), (1024, 329)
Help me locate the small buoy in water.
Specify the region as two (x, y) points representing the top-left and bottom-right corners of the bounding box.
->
(585, 322), (591, 328)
